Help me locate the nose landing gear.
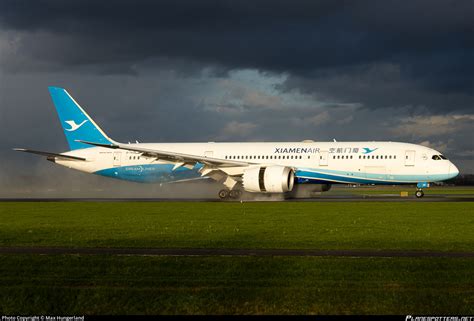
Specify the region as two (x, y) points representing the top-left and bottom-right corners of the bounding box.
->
(415, 182), (429, 198)
(415, 189), (424, 198)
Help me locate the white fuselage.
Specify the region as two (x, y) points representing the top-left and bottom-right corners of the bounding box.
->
(56, 141), (459, 186)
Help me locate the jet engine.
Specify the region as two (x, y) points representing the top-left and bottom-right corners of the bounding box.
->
(242, 166), (295, 193)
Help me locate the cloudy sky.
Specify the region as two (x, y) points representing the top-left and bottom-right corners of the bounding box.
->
(1, 0), (473, 196)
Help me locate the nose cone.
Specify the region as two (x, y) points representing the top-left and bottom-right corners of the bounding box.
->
(449, 162), (459, 178)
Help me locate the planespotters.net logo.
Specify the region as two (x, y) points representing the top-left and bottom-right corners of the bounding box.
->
(406, 316), (474, 321)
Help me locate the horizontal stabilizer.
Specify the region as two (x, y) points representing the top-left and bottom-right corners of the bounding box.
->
(13, 148), (86, 161)
(75, 140), (119, 149)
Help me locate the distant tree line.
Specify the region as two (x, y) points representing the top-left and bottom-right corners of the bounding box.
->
(443, 174), (474, 186)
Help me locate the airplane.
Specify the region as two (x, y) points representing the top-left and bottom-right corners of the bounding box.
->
(15, 87), (459, 199)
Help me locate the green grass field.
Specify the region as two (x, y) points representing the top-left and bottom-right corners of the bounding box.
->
(0, 255), (472, 315)
(0, 201), (473, 314)
(1, 202), (473, 251)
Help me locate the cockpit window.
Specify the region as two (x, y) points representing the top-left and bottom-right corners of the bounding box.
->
(432, 155), (447, 160)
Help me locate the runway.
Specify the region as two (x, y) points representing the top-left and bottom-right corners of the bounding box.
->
(0, 247), (473, 257)
(1, 195), (474, 202)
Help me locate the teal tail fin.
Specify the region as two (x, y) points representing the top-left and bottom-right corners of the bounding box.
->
(48, 87), (114, 150)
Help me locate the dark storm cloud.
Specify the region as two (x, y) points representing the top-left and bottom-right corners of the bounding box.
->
(1, 0), (473, 134)
(1, 0), (473, 96)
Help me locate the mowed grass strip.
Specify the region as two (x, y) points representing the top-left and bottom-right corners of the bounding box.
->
(0, 202), (473, 251)
(0, 254), (472, 315)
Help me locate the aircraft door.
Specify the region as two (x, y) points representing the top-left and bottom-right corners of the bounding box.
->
(405, 150), (415, 166)
(319, 151), (329, 166)
(113, 151), (122, 167)
(204, 151), (214, 158)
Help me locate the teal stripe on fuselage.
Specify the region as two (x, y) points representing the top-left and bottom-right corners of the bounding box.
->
(94, 164), (452, 185)
(296, 168), (453, 185)
(94, 164), (202, 183)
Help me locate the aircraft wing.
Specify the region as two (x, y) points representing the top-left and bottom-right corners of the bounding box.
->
(76, 140), (250, 168)
(13, 148), (86, 161)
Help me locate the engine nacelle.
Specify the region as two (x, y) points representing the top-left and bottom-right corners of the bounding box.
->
(242, 166), (295, 193)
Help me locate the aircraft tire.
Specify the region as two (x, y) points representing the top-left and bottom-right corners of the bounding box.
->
(229, 190), (242, 199)
(218, 189), (230, 199)
(415, 190), (424, 198)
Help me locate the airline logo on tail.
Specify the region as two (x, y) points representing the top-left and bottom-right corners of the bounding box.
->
(64, 120), (88, 132)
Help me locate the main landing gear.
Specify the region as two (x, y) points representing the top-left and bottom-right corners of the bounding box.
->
(218, 189), (242, 200)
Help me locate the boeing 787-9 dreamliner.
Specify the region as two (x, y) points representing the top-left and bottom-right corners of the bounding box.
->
(15, 87), (459, 199)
